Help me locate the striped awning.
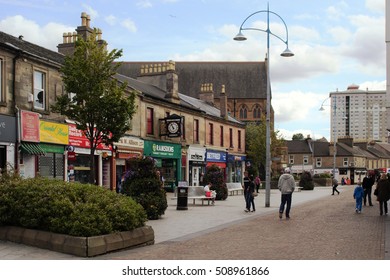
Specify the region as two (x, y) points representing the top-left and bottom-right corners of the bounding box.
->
(20, 142), (46, 155)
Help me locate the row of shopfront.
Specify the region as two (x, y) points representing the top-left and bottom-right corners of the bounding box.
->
(0, 111), (246, 190)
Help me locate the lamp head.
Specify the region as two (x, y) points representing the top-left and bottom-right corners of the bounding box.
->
(281, 47), (294, 57)
(233, 31), (247, 41)
(319, 106), (325, 111)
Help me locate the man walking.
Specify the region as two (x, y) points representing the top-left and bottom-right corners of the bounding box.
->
(278, 168), (295, 220)
(362, 173), (374, 206)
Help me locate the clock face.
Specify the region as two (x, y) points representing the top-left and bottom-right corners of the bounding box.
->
(167, 122), (179, 134)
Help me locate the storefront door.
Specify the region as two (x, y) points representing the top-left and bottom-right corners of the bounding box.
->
(192, 166), (202, 186)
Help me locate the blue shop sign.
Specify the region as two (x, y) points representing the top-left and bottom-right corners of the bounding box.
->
(228, 154), (246, 162)
(206, 150), (227, 162)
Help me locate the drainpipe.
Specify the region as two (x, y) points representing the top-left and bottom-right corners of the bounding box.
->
(13, 53), (21, 173)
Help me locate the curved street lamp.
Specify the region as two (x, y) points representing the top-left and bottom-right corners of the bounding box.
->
(319, 97), (347, 180)
(234, 4), (294, 207)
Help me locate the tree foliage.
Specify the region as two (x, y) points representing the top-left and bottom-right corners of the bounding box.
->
(245, 116), (285, 176)
(292, 133), (305, 140)
(51, 30), (136, 184)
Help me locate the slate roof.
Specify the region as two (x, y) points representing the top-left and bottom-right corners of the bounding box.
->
(0, 31), (64, 65)
(116, 61), (267, 99)
(114, 73), (244, 125)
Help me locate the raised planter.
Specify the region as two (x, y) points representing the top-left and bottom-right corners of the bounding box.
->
(0, 225), (154, 257)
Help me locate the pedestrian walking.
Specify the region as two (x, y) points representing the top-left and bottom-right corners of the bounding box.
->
(374, 173), (390, 216)
(278, 168), (295, 219)
(245, 175), (256, 212)
(255, 176), (261, 193)
(332, 176), (340, 195)
(243, 171), (250, 212)
(353, 182), (364, 213)
(362, 173), (375, 206)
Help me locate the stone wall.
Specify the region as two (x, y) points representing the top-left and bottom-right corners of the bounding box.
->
(0, 225), (154, 257)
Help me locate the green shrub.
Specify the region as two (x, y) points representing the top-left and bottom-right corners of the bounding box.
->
(299, 171), (314, 190)
(121, 157), (168, 220)
(0, 176), (147, 237)
(203, 164), (228, 200)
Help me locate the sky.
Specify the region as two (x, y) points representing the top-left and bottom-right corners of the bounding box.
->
(0, 0), (386, 141)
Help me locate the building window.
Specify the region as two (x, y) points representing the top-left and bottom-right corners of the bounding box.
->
(289, 155), (294, 164)
(253, 105), (261, 119)
(146, 107), (154, 135)
(303, 155), (309, 165)
(239, 105), (248, 119)
(0, 58), (3, 102)
(343, 157), (348, 167)
(34, 70), (46, 110)
(209, 123), (214, 145)
(238, 130), (242, 150)
(193, 119), (199, 143)
(229, 128), (233, 148)
(220, 126), (224, 146)
(316, 158), (322, 167)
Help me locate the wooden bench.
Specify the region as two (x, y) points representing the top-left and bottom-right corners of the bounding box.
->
(187, 186), (215, 205)
(226, 182), (243, 196)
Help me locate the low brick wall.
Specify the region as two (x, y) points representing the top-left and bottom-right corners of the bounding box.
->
(0, 225), (154, 257)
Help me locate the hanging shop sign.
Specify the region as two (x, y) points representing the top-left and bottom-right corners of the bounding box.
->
(20, 110), (40, 142)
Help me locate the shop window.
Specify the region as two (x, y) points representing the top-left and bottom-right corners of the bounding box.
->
(34, 70), (46, 110)
(38, 153), (64, 179)
(146, 107), (154, 135)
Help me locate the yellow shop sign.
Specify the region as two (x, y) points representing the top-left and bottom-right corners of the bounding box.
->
(39, 120), (69, 144)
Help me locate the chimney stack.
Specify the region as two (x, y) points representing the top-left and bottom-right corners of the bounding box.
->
(138, 61), (180, 104)
(199, 83), (214, 104)
(220, 85), (228, 119)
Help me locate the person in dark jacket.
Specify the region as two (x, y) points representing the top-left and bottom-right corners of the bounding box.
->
(362, 174), (375, 206)
(245, 175), (256, 212)
(374, 173), (390, 216)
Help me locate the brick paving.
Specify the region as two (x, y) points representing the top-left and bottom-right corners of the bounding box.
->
(97, 186), (387, 260)
(0, 186), (388, 260)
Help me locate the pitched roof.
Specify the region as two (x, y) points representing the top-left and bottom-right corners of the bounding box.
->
(0, 31), (64, 65)
(116, 61), (267, 99)
(114, 73), (244, 125)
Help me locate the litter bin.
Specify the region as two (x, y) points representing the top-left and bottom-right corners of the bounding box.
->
(176, 186), (188, 210)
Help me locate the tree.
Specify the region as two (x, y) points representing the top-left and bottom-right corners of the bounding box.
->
(292, 133), (304, 140)
(52, 30), (136, 184)
(245, 117), (285, 178)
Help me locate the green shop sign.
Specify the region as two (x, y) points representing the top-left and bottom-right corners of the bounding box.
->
(144, 141), (181, 158)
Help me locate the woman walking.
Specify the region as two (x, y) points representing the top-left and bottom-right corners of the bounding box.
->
(374, 173), (390, 216)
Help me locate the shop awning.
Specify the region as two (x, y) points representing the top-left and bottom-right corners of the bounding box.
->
(20, 142), (46, 155)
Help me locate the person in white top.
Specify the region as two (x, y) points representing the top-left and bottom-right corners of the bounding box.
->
(277, 168), (295, 220)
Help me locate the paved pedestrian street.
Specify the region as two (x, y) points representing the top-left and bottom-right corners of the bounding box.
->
(0, 185), (389, 260)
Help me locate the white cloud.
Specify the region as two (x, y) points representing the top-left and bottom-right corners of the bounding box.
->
(105, 15), (117, 26)
(365, 0), (385, 13)
(82, 4), (99, 21)
(121, 18), (137, 33)
(0, 15), (71, 51)
(137, 0), (153, 8)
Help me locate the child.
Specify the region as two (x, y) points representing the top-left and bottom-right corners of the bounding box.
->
(353, 182), (364, 213)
